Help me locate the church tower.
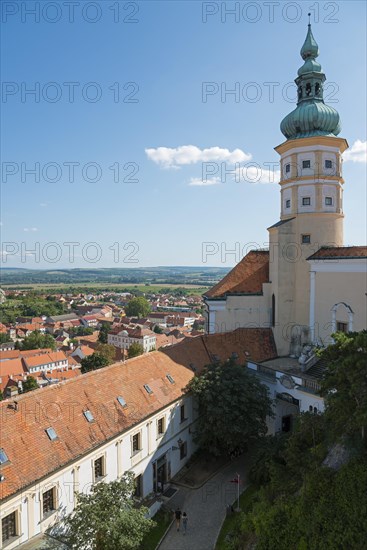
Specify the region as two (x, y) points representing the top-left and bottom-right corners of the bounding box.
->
(269, 21), (349, 355)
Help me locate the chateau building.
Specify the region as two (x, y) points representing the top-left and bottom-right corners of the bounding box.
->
(204, 23), (367, 356)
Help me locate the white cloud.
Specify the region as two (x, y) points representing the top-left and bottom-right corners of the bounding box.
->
(40, 202), (48, 207)
(189, 177), (221, 186)
(23, 227), (38, 232)
(343, 140), (367, 163)
(145, 145), (252, 169)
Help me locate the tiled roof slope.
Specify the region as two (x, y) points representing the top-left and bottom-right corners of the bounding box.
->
(0, 328), (276, 501)
(204, 250), (269, 298)
(0, 353), (194, 501)
(162, 328), (277, 367)
(307, 246), (367, 260)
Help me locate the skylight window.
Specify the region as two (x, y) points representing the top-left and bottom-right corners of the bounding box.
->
(144, 384), (153, 394)
(46, 427), (58, 441)
(117, 396), (127, 408)
(0, 449), (9, 465)
(166, 374), (175, 384)
(83, 410), (94, 422)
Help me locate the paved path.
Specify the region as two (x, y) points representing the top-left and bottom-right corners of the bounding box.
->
(158, 455), (249, 550)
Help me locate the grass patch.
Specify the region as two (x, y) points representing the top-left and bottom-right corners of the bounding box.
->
(215, 485), (258, 550)
(140, 507), (173, 550)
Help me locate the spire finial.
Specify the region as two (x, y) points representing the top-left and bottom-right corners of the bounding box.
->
(300, 19), (319, 60)
(308, 12), (311, 25)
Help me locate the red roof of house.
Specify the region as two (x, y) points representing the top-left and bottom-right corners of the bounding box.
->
(205, 250), (269, 298)
(307, 246), (367, 260)
(24, 351), (68, 369)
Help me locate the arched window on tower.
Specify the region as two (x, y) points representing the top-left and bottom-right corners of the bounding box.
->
(315, 82), (320, 97)
(306, 83), (312, 97)
(298, 86), (303, 100)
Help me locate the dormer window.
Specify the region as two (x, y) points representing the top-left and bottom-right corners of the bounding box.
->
(302, 160), (311, 169)
(46, 427), (58, 441)
(285, 163), (290, 174)
(302, 197), (311, 206)
(0, 449), (9, 465)
(285, 199), (291, 208)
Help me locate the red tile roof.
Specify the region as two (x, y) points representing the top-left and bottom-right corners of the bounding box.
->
(24, 351), (68, 368)
(307, 246), (367, 260)
(0, 328), (276, 501)
(0, 353), (195, 501)
(204, 250), (269, 298)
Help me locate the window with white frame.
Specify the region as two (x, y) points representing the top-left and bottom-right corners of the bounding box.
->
(94, 456), (105, 481)
(302, 197), (311, 206)
(325, 196), (333, 206)
(302, 160), (311, 169)
(42, 487), (56, 517)
(285, 199), (291, 208)
(2, 511), (18, 543)
(157, 417), (165, 436)
(132, 433), (141, 454)
(285, 163), (290, 173)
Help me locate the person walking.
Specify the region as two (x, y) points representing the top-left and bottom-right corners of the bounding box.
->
(182, 512), (188, 535)
(174, 507), (182, 531)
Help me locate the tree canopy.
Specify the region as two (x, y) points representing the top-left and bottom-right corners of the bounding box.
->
(59, 473), (154, 550)
(185, 360), (274, 456)
(95, 343), (115, 365)
(20, 331), (56, 351)
(124, 297), (151, 318)
(0, 333), (11, 344)
(80, 353), (109, 374)
(21, 376), (39, 393)
(319, 330), (367, 441)
(128, 342), (144, 359)
(98, 322), (110, 343)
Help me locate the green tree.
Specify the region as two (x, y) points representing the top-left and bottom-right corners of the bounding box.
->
(0, 389), (3, 401)
(153, 325), (163, 334)
(60, 473), (154, 550)
(95, 343), (115, 365)
(319, 330), (367, 441)
(98, 322), (110, 343)
(124, 297), (151, 318)
(128, 342), (144, 359)
(21, 331), (56, 351)
(185, 360), (274, 456)
(80, 353), (109, 374)
(21, 376), (39, 393)
(0, 333), (11, 344)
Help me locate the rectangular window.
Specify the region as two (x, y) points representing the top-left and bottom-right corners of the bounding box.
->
(94, 457), (104, 481)
(302, 160), (311, 169)
(285, 199), (291, 208)
(134, 474), (143, 498)
(302, 197), (311, 206)
(132, 433), (140, 453)
(325, 159), (333, 169)
(180, 441), (187, 460)
(0, 449), (9, 465)
(285, 163), (290, 173)
(325, 197), (333, 206)
(2, 511), (17, 542)
(336, 322), (348, 333)
(180, 404), (186, 423)
(42, 488), (56, 516)
(157, 417), (165, 436)
(301, 234), (311, 244)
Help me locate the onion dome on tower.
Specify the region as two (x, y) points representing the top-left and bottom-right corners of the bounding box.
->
(280, 19), (341, 140)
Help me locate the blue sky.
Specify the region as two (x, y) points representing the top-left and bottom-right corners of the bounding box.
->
(1, 0), (366, 268)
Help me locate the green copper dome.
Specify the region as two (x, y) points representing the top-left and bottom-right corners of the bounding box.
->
(280, 23), (341, 141)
